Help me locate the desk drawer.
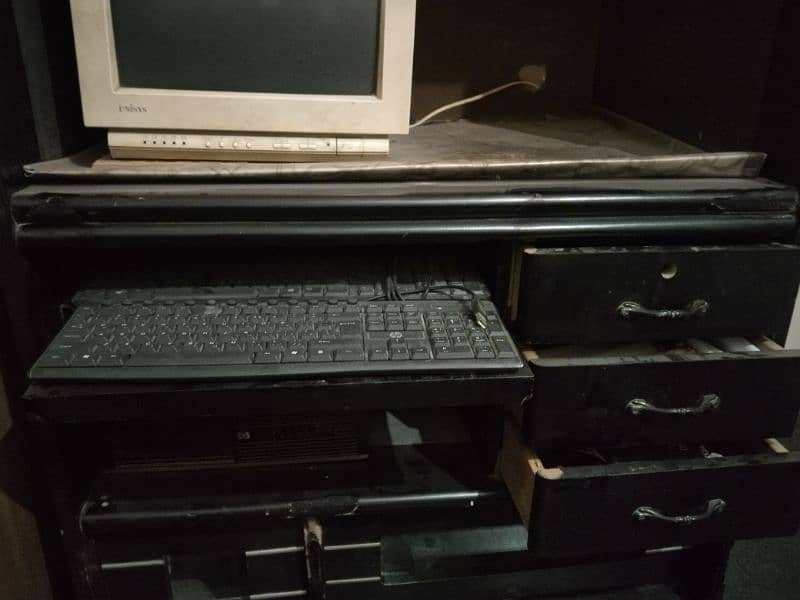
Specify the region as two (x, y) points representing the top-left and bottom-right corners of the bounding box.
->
(500, 421), (800, 559)
(522, 338), (800, 446)
(514, 245), (800, 344)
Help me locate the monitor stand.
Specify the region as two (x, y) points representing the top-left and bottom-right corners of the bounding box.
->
(107, 130), (390, 162)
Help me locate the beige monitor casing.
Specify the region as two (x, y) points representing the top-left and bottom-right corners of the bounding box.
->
(70, 0), (416, 161)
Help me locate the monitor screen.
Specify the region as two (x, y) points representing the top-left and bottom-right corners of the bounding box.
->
(110, 0), (382, 96)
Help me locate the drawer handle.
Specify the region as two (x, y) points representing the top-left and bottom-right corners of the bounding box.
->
(626, 394), (721, 417)
(633, 498), (726, 524)
(617, 299), (710, 320)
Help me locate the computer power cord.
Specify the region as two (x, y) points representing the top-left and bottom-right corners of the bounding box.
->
(410, 65), (547, 129)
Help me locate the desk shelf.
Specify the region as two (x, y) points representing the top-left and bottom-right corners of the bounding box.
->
(23, 112), (764, 183)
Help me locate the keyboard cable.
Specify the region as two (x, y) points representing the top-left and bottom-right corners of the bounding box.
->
(371, 279), (490, 332)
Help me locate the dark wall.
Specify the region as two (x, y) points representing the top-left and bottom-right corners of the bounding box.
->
(7, 0), (99, 165)
(0, 0), (36, 395)
(412, 0), (602, 120)
(594, 0), (784, 151)
(37, 0), (99, 157)
(0, 0), (37, 168)
(756, 0), (800, 186)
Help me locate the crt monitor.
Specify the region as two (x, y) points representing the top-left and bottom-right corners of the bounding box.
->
(70, 0), (417, 161)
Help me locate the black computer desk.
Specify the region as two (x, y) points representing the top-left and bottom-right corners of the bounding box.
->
(9, 176), (800, 600)
(11, 178), (796, 249)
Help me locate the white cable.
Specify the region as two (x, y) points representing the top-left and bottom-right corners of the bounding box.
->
(410, 80), (543, 129)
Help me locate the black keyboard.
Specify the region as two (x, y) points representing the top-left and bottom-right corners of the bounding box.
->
(30, 299), (523, 381)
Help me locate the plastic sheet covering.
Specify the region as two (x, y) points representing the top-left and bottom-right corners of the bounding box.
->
(24, 110), (765, 182)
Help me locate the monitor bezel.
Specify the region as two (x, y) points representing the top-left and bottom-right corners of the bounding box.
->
(70, 0), (415, 135)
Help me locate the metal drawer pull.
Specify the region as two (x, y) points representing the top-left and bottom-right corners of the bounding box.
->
(633, 499), (726, 524)
(617, 299), (710, 320)
(626, 394), (721, 416)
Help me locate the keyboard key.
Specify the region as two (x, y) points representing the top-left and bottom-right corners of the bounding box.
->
(37, 353), (72, 367)
(304, 285), (324, 297)
(255, 350), (281, 363)
(390, 345), (410, 360)
(358, 286), (375, 297)
(399, 331), (425, 340)
(282, 287), (302, 298)
(326, 284), (349, 297)
(336, 348), (365, 361)
(62, 324), (87, 335)
(72, 353), (97, 366)
(492, 339), (517, 358)
(337, 322), (362, 336)
(59, 333), (86, 344)
(309, 348), (333, 362)
(369, 348), (389, 361)
(475, 346), (495, 359)
(97, 354), (124, 366)
(283, 348), (307, 363)
(434, 345), (473, 359)
(52, 342), (81, 353)
(411, 346), (432, 360)
(129, 350), (253, 366)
